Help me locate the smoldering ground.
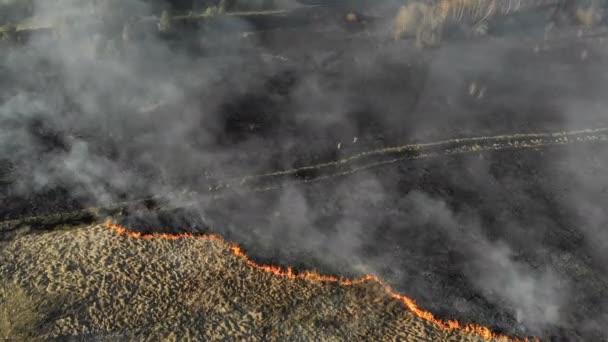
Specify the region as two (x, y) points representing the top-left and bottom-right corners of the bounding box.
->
(1, 0), (608, 340)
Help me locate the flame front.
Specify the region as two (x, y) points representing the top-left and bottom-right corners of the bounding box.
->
(104, 220), (536, 342)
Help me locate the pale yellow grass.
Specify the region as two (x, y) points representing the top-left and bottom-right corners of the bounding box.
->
(0, 223), (488, 341)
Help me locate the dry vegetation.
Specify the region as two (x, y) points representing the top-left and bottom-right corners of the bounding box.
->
(0, 283), (52, 341)
(0, 223), (494, 341)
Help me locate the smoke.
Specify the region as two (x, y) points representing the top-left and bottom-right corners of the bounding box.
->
(2, 0), (608, 340)
(400, 191), (566, 331)
(2, 0), (281, 202)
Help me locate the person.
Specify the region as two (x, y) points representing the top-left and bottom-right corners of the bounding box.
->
(158, 10), (172, 33)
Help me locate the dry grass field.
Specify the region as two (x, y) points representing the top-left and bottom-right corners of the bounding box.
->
(0, 222), (507, 341)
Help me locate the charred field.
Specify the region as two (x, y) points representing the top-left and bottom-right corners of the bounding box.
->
(2, 2), (608, 341)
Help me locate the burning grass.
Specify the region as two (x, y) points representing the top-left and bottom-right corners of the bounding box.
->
(0, 221), (531, 341)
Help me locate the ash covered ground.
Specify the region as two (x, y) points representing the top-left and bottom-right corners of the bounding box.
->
(2, 1), (608, 341)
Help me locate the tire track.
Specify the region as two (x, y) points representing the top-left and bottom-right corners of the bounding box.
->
(2, 127), (608, 233)
(213, 127), (608, 192)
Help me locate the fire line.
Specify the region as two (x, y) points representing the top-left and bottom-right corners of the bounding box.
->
(104, 220), (538, 342)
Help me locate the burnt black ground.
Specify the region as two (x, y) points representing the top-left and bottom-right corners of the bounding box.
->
(200, 144), (608, 342)
(2, 23), (608, 341)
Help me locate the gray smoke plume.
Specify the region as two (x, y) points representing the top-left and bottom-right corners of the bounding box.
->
(1, 0), (608, 340)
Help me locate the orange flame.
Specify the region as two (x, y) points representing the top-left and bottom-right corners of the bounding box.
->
(104, 220), (537, 342)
